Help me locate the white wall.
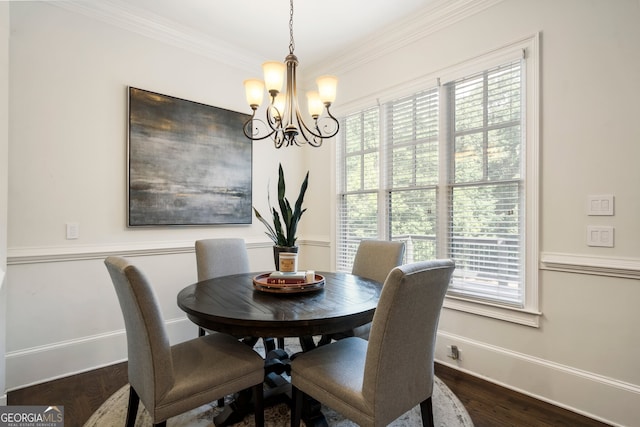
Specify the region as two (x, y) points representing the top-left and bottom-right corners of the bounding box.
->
(5, 1), (328, 389)
(4, 1), (640, 426)
(328, 0), (639, 425)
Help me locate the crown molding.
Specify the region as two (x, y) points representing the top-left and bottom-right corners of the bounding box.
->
(307, 0), (506, 76)
(52, 0), (504, 78)
(52, 0), (259, 73)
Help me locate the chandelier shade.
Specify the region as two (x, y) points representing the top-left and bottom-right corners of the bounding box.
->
(242, 0), (339, 148)
(243, 78), (264, 107)
(316, 75), (338, 104)
(262, 61), (286, 94)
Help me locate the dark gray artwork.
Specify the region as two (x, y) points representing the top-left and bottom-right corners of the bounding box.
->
(128, 87), (252, 226)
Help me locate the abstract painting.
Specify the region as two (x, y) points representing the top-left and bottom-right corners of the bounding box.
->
(128, 87), (252, 226)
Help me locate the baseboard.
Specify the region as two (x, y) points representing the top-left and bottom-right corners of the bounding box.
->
(4, 317), (195, 391)
(435, 331), (637, 427)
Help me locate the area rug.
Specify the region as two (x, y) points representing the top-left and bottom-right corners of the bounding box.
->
(85, 340), (474, 427)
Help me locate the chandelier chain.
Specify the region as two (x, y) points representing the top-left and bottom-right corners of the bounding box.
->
(289, 0), (295, 54)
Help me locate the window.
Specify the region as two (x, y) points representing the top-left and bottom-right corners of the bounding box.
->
(445, 61), (523, 307)
(337, 37), (539, 326)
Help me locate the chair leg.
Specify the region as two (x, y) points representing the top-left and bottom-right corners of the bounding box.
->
(125, 386), (140, 427)
(252, 383), (265, 427)
(198, 327), (205, 337)
(290, 385), (303, 427)
(420, 396), (435, 427)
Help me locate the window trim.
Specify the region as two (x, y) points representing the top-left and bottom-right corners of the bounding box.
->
(441, 34), (541, 327)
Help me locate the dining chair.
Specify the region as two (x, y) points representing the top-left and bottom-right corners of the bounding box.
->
(104, 256), (265, 427)
(290, 259), (455, 427)
(195, 238), (250, 337)
(195, 238), (250, 282)
(350, 239), (406, 339)
(319, 239), (405, 344)
(351, 239), (406, 284)
(195, 238), (284, 350)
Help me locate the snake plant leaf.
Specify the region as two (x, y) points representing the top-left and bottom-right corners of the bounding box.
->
(253, 207), (278, 244)
(254, 163), (309, 248)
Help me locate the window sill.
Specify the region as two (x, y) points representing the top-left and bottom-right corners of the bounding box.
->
(443, 295), (541, 327)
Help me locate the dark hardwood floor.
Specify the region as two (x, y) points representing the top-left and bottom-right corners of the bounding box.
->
(8, 361), (610, 427)
(434, 364), (610, 427)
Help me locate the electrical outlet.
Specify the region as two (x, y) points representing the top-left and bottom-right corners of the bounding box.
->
(446, 345), (460, 360)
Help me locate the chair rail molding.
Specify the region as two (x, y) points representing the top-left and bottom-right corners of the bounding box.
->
(7, 241), (198, 265)
(7, 239), (330, 265)
(540, 252), (640, 279)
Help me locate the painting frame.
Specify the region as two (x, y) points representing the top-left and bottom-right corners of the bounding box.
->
(127, 87), (252, 226)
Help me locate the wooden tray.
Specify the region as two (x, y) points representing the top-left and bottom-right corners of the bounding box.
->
(252, 273), (325, 294)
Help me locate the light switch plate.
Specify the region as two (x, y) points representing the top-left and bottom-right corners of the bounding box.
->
(587, 225), (614, 247)
(587, 195), (614, 216)
(66, 222), (79, 240)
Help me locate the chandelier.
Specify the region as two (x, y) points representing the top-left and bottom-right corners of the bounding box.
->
(242, 0), (339, 148)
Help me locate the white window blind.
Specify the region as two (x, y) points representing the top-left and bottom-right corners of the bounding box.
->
(444, 60), (524, 307)
(337, 108), (380, 271)
(385, 89), (440, 264)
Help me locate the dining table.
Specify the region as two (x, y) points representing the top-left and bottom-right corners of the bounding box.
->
(177, 270), (383, 427)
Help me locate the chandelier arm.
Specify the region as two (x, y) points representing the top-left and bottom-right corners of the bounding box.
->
(293, 108), (340, 141)
(243, 108), (280, 142)
(314, 114), (340, 139)
(289, 116), (322, 147)
(323, 106), (340, 128)
(266, 102), (283, 131)
(273, 131), (286, 148)
(318, 106), (340, 137)
(292, 111), (322, 147)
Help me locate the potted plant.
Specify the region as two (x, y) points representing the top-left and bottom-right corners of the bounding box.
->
(254, 163), (309, 270)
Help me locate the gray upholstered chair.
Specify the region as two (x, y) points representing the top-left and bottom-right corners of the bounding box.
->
(195, 237), (283, 351)
(290, 259), (455, 427)
(350, 239), (405, 339)
(195, 238), (250, 282)
(319, 239), (406, 345)
(104, 256), (265, 427)
(351, 239), (406, 283)
(195, 238), (250, 337)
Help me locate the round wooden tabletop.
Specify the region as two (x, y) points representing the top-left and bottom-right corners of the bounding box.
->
(177, 271), (382, 338)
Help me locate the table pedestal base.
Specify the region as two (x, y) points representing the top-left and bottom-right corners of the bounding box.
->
(213, 339), (328, 427)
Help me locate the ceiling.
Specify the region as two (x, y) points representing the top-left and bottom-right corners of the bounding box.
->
(64, 0), (440, 70)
